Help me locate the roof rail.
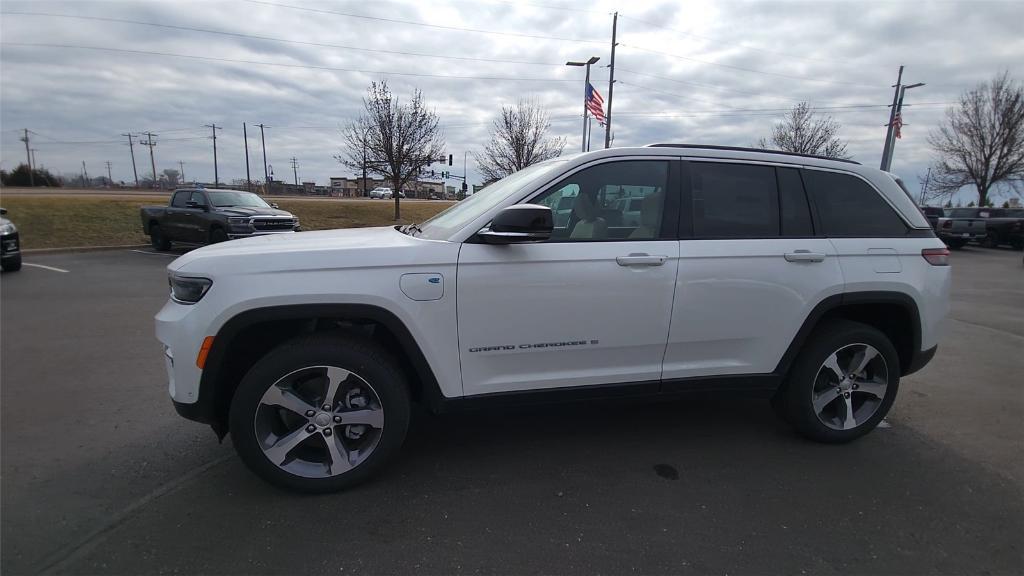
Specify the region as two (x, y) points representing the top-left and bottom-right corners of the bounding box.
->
(646, 143), (860, 165)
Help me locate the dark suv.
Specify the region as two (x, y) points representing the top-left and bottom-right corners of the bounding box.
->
(0, 207), (21, 272)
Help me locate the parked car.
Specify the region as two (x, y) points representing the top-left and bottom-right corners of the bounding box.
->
(140, 188), (299, 251)
(936, 208), (987, 248)
(0, 207), (21, 271)
(978, 208), (1024, 249)
(919, 206), (944, 231)
(368, 187), (393, 199)
(157, 144), (949, 493)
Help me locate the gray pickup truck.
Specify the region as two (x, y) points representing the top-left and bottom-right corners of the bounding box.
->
(141, 188), (299, 251)
(936, 208), (987, 249)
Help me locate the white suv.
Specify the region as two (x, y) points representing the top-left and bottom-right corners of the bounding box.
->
(157, 144), (950, 492)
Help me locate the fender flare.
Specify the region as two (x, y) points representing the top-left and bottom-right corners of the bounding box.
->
(773, 291), (922, 377)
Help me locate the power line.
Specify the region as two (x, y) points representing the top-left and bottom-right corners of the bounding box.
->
(617, 14), (854, 66)
(618, 43), (883, 88)
(1, 11), (560, 67)
(0, 43), (579, 83)
(615, 68), (794, 100)
(243, 0), (606, 44)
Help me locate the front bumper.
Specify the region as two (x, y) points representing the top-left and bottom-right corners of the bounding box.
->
(1, 231), (20, 257)
(227, 229), (300, 240)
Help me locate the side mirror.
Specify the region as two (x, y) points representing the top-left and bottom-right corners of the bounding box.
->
(478, 204), (553, 244)
(270, 203), (280, 209)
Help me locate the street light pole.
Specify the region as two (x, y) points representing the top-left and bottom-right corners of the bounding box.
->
(567, 56), (600, 153)
(881, 81), (925, 172)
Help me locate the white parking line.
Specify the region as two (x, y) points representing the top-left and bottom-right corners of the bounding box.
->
(23, 263), (70, 273)
(129, 249), (177, 257)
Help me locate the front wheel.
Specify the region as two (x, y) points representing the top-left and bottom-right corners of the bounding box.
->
(209, 227), (228, 244)
(774, 319), (900, 443)
(229, 334), (411, 493)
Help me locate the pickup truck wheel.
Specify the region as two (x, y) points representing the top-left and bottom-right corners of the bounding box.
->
(229, 334), (411, 493)
(149, 225), (171, 251)
(982, 232), (999, 248)
(775, 319), (899, 444)
(945, 238), (967, 249)
(209, 227), (228, 244)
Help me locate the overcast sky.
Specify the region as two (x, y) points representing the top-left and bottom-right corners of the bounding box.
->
(1, 0), (1021, 203)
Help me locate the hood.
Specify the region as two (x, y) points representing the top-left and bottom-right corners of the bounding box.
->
(213, 206), (294, 218)
(168, 226), (425, 273)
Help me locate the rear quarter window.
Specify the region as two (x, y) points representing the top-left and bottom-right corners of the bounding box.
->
(802, 170), (908, 237)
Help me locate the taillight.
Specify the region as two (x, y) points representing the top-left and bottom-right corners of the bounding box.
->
(922, 247), (950, 266)
(941, 220), (953, 229)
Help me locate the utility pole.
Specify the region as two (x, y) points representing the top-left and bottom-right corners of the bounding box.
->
(141, 132), (157, 185)
(105, 161), (113, 184)
(122, 133), (139, 187)
(31, 149), (38, 171)
(243, 122), (252, 192)
(205, 124), (220, 187)
(257, 123), (269, 194)
(605, 11), (618, 149)
(290, 156), (299, 185)
(362, 132), (369, 198)
(919, 167), (932, 205)
(178, 160), (186, 184)
(463, 150), (468, 197)
(20, 129), (34, 186)
(81, 161), (89, 187)
(880, 66), (904, 171)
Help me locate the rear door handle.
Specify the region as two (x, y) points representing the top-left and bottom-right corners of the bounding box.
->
(784, 250), (826, 263)
(616, 254), (668, 267)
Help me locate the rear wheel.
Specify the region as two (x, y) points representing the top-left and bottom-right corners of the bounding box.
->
(149, 224), (171, 251)
(209, 227), (228, 244)
(775, 319), (899, 443)
(229, 334), (411, 493)
(982, 232), (1000, 248)
(945, 238), (967, 249)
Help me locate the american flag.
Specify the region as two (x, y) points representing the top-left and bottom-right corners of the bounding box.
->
(893, 112), (903, 139)
(587, 83), (606, 125)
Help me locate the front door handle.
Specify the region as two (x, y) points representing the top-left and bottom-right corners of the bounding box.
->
(784, 250), (826, 263)
(616, 254), (668, 267)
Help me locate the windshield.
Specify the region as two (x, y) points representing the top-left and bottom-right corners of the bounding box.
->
(415, 160), (568, 240)
(206, 190), (271, 208)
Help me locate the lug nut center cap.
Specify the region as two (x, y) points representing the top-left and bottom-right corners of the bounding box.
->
(313, 413), (332, 427)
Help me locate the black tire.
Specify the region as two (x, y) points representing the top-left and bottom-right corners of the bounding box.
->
(150, 224), (172, 251)
(229, 333), (411, 493)
(774, 319), (900, 444)
(982, 232), (1000, 248)
(1, 253), (22, 271)
(209, 227), (228, 244)
(945, 238), (967, 249)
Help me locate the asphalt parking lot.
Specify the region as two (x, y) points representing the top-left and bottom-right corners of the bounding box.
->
(2, 246), (1022, 575)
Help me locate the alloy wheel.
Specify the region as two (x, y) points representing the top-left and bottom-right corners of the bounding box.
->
(253, 365), (385, 478)
(811, 343), (889, 431)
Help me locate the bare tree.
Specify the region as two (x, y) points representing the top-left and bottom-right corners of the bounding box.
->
(758, 102), (850, 159)
(928, 72), (1024, 207)
(337, 81), (445, 220)
(474, 99), (565, 182)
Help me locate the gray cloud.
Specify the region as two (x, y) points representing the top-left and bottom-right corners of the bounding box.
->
(2, 0), (1021, 204)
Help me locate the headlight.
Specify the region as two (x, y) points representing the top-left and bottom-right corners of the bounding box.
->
(0, 222), (16, 235)
(228, 217), (252, 230)
(169, 274), (212, 304)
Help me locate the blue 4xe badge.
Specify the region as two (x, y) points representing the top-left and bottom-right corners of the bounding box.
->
(428, 277), (440, 284)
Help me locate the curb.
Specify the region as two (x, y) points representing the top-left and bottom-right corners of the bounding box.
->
(22, 244), (150, 255)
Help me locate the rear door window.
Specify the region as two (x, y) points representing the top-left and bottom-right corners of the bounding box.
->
(690, 162), (779, 238)
(802, 170), (908, 237)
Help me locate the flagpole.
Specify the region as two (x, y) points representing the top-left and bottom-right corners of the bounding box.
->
(582, 64), (591, 153)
